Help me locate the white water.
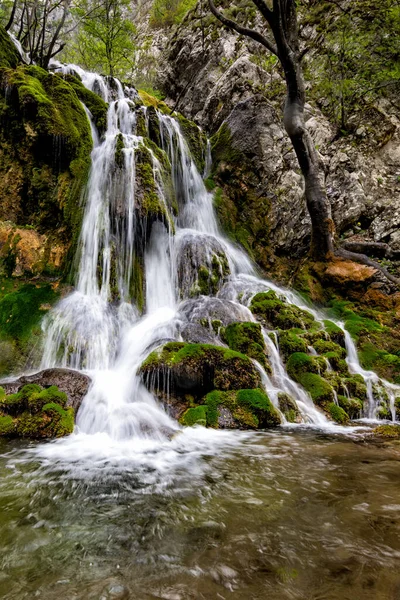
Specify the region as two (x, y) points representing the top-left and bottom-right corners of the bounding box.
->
(30, 63), (399, 461)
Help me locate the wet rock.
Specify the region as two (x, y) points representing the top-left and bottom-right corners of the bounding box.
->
(0, 368), (91, 412)
(179, 296), (249, 328)
(139, 342), (261, 400)
(175, 231), (230, 299)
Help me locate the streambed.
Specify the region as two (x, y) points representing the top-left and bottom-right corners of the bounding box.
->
(1, 428), (400, 600)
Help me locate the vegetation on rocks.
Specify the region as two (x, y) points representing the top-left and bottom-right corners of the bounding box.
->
(0, 383), (74, 438)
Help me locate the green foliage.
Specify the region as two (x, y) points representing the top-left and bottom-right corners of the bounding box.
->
(305, 0), (400, 130)
(63, 0), (137, 78)
(0, 283), (58, 343)
(150, 0), (197, 28)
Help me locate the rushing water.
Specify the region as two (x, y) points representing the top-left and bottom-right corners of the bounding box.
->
(2, 430), (400, 600)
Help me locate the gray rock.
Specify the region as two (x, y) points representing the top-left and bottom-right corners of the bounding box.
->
(0, 368), (91, 412)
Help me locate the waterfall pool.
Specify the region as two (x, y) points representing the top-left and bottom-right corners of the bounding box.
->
(1, 428), (400, 599)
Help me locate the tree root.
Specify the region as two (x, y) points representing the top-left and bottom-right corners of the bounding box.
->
(335, 247), (400, 287)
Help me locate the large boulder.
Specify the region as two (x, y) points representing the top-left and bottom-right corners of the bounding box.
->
(0, 368), (91, 412)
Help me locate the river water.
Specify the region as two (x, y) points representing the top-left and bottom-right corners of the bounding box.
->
(1, 430), (400, 600)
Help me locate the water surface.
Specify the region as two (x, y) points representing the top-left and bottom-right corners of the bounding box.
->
(1, 429), (400, 600)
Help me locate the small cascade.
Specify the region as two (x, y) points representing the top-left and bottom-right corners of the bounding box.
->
(343, 329), (400, 421)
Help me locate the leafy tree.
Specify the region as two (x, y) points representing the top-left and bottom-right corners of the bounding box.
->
(2, 0), (73, 68)
(63, 0), (136, 78)
(304, 0), (400, 131)
(207, 0), (399, 283)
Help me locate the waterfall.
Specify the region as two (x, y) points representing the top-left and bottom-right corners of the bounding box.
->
(37, 65), (399, 444)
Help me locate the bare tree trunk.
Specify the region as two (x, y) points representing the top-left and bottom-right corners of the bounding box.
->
(5, 0), (18, 31)
(280, 54), (334, 258)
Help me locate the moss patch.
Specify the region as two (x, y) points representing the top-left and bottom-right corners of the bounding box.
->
(0, 383), (73, 439)
(223, 321), (268, 369)
(204, 388), (281, 429)
(250, 290), (316, 331)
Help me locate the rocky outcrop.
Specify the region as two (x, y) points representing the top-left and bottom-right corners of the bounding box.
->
(1, 368), (91, 411)
(158, 4), (400, 277)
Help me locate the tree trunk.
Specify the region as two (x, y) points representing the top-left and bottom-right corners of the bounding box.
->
(280, 52), (334, 259)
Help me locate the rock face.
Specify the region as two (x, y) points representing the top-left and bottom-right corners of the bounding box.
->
(158, 4), (400, 272)
(138, 341), (281, 429)
(0, 368), (91, 412)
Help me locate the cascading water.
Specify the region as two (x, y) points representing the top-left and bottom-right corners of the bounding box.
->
(37, 63), (399, 448)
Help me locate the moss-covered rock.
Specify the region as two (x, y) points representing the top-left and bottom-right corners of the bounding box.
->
(0, 65), (93, 265)
(337, 395), (363, 419)
(286, 352), (321, 380)
(223, 321), (269, 369)
(278, 392), (301, 423)
(0, 382), (74, 439)
(60, 73), (108, 135)
(175, 112), (207, 173)
(140, 341), (261, 400)
(327, 402), (349, 424)
(373, 424), (400, 439)
(278, 330), (308, 360)
(204, 388), (281, 429)
(0, 26), (20, 69)
(180, 405), (207, 426)
(295, 372), (335, 408)
(250, 290), (316, 331)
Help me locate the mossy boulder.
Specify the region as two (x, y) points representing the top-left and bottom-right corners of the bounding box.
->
(140, 341), (261, 400)
(295, 372), (335, 408)
(278, 392), (301, 423)
(278, 330), (308, 360)
(286, 352), (321, 380)
(322, 320), (346, 347)
(223, 321), (269, 370)
(175, 112), (207, 173)
(180, 405), (208, 427)
(337, 395), (363, 419)
(0, 383), (74, 439)
(60, 73), (108, 135)
(339, 375), (367, 400)
(250, 290), (316, 330)
(176, 232), (230, 299)
(0, 26), (20, 69)
(373, 424), (400, 439)
(327, 402), (349, 424)
(204, 388), (281, 429)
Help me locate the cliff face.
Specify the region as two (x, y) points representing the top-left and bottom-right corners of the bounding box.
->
(158, 4), (400, 279)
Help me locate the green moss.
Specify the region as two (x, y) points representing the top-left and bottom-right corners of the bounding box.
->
(278, 330), (308, 360)
(328, 402), (349, 424)
(323, 320), (346, 347)
(278, 392), (300, 423)
(297, 373), (335, 407)
(314, 339), (347, 358)
(42, 403), (74, 436)
(337, 395), (363, 419)
(61, 74), (108, 134)
(286, 352), (320, 381)
(204, 388), (280, 429)
(138, 90), (171, 114)
(175, 112), (207, 172)
(0, 26), (20, 68)
(0, 283), (58, 343)
(180, 405), (208, 426)
(373, 424), (400, 439)
(340, 375), (367, 400)
(131, 255), (144, 313)
(223, 322), (268, 368)
(250, 291), (316, 331)
(323, 351), (349, 374)
(115, 133), (125, 168)
(0, 414), (15, 436)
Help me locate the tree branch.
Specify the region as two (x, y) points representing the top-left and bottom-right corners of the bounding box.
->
(208, 0), (278, 56)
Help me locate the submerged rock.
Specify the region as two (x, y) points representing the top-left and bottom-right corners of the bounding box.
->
(1, 368), (90, 411)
